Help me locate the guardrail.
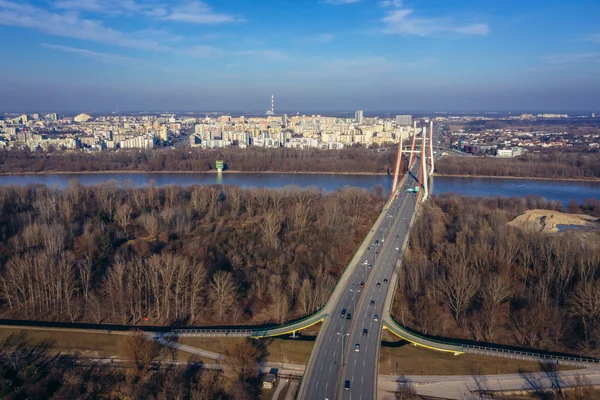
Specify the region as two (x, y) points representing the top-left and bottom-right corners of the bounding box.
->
(166, 312), (328, 338)
(385, 318), (600, 366)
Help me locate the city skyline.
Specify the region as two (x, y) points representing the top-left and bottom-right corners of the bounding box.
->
(1, 0), (599, 112)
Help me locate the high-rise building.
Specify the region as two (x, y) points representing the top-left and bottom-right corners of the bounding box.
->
(159, 125), (168, 141)
(355, 110), (364, 124)
(395, 115), (412, 126)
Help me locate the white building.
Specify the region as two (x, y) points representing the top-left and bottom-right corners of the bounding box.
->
(395, 115), (412, 126)
(355, 110), (364, 124)
(119, 136), (154, 149)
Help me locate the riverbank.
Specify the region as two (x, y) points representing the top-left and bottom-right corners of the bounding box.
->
(434, 173), (600, 183)
(0, 169), (390, 176)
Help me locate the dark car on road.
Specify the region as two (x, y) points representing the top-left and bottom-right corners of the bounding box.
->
(341, 308), (347, 317)
(363, 328), (368, 336)
(376, 282), (381, 288)
(370, 300), (375, 306)
(344, 380), (351, 391)
(360, 282), (365, 288)
(346, 313), (352, 320)
(384, 278), (388, 284)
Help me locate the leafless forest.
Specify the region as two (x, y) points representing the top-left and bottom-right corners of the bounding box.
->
(0, 332), (264, 399)
(436, 153), (600, 180)
(0, 183), (385, 326)
(393, 194), (600, 355)
(0, 147), (396, 174)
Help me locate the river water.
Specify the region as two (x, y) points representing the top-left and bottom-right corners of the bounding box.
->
(0, 172), (598, 204)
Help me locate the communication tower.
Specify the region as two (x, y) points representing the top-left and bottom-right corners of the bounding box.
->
(266, 94), (275, 115)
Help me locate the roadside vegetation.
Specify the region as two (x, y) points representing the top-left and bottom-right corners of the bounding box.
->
(0, 331), (264, 399)
(0, 147), (396, 174)
(0, 184), (385, 326)
(436, 152), (600, 180)
(392, 194), (600, 356)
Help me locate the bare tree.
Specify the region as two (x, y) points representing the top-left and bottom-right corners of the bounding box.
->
(569, 280), (600, 346)
(261, 213), (281, 249)
(436, 263), (480, 324)
(114, 202), (133, 233)
(139, 212), (160, 238)
(208, 271), (237, 322)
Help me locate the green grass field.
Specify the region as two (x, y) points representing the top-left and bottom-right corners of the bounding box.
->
(0, 326), (578, 377)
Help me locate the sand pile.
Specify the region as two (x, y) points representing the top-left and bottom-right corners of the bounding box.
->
(508, 209), (599, 234)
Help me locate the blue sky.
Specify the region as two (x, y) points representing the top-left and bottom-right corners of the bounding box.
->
(0, 0), (599, 113)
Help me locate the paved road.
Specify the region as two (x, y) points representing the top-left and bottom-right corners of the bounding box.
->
(340, 166), (420, 400)
(285, 381), (299, 400)
(378, 368), (600, 399)
(272, 378), (288, 400)
(300, 166), (419, 400)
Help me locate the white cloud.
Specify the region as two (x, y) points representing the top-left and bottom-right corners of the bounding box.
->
(161, 1), (243, 24)
(324, 0), (361, 4)
(542, 53), (600, 64)
(0, 0), (225, 56)
(380, 0), (402, 8)
(233, 50), (292, 62)
(52, 0), (241, 24)
(381, 8), (489, 36)
(41, 43), (135, 64)
(302, 33), (335, 43)
(0, 0), (166, 50)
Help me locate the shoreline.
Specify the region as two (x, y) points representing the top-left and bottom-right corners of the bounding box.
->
(0, 170), (599, 183)
(0, 170), (390, 177)
(434, 173), (600, 183)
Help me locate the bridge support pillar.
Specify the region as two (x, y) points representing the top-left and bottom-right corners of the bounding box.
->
(391, 138), (403, 193)
(429, 120), (435, 173)
(408, 128), (417, 168)
(292, 331), (296, 339)
(422, 126), (429, 200)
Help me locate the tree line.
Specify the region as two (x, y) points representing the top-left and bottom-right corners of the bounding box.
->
(436, 152), (600, 180)
(0, 331), (265, 399)
(392, 194), (600, 355)
(0, 183), (385, 326)
(0, 147), (396, 174)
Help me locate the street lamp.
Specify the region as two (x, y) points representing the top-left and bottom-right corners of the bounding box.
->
(337, 332), (350, 366)
(349, 287), (357, 312)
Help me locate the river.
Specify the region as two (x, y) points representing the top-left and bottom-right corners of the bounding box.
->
(0, 172), (598, 205)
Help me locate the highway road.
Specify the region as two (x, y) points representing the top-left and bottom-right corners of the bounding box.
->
(300, 164), (420, 400)
(339, 165), (420, 400)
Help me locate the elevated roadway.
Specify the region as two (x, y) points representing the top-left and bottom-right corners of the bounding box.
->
(298, 159), (421, 399)
(337, 166), (420, 400)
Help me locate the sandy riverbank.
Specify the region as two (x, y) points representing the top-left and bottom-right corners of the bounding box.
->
(508, 209), (600, 234)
